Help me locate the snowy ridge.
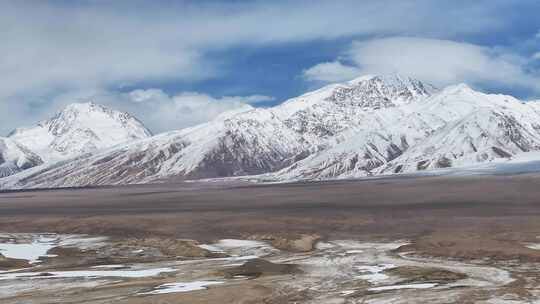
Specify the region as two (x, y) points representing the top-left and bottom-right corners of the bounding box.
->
(8, 102), (152, 162)
(3, 74), (540, 189)
(0, 137), (43, 178)
(272, 83), (540, 180)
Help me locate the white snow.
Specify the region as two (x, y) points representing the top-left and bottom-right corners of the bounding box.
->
(355, 264), (397, 283)
(91, 265), (127, 269)
(0, 267), (176, 281)
(58, 235), (109, 249)
(198, 244), (225, 253)
(213, 239), (266, 248)
(139, 281), (224, 295)
(525, 243), (540, 250)
(0, 233), (111, 267)
(0, 137), (43, 178)
(368, 283), (437, 292)
(6, 74), (540, 189)
(0, 235), (57, 264)
(199, 239), (277, 258)
(8, 102), (151, 163)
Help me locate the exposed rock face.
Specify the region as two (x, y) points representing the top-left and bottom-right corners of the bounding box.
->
(0, 137), (43, 178)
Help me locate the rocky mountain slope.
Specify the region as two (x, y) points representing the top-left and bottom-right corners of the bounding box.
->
(8, 102), (152, 162)
(272, 84), (540, 180)
(3, 75), (540, 189)
(0, 137), (43, 178)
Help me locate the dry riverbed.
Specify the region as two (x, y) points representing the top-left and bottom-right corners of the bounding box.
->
(3, 176), (540, 302)
(1, 232), (538, 303)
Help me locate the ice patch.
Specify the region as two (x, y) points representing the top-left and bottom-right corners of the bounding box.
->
(368, 283), (437, 292)
(0, 235), (57, 263)
(355, 264), (396, 283)
(199, 239), (276, 257)
(315, 242), (336, 250)
(198, 244), (225, 253)
(214, 239), (267, 248)
(525, 243), (540, 250)
(0, 267), (176, 280)
(58, 235), (108, 249)
(331, 240), (409, 251)
(0, 233), (110, 265)
(139, 281), (224, 295)
(91, 265), (128, 269)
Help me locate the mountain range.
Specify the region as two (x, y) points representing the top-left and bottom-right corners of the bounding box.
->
(2, 74), (540, 189)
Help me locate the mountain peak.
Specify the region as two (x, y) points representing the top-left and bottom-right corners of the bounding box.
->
(9, 102), (152, 162)
(345, 74), (377, 84)
(60, 101), (112, 116)
(64, 100), (96, 109)
(328, 73), (436, 108)
(443, 83), (474, 94)
(5, 77), (540, 189)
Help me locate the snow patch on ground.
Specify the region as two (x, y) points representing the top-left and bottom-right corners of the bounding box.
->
(355, 264), (397, 283)
(90, 265), (128, 269)
(58, 235), (109, 249)
(368, 283), (437, 292)
(0, 233), (109, 264)
(525, 243), (540, 250)
(0, 267), (176, 281)
(0, 235), (58, 263)
(199, 239), (277, 257)
(139, 281), (224, 295)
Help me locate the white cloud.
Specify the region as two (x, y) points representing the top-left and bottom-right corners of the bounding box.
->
(0, 1), (532, 133)
(238, 95), (275, 104)
(303, 61), (362, 83)
(128, 89), (170, 103)
(533, 52), (540, 60)
(0, 1), (512, 101)
(304, 37), (540, 93)
(29, 89), (269, 135)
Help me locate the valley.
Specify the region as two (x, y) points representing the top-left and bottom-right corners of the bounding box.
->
(2, 174), (540, 303)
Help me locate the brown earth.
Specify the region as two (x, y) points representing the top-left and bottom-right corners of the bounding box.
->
(247, 234), (320, 252)
(220, 258), (300, 278)
(0, 253), (30, 270)
(2, 174), (540, 261)
(385, 266), (467, 284)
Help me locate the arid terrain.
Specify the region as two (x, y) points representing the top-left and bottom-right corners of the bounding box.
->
(2, 174), (540, 303)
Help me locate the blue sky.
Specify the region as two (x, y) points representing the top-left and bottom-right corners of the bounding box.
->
(1, 0), (540, 134)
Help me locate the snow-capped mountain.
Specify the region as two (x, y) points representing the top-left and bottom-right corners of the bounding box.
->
(8, 102), (152, 162)
(272, 84), (540, 180)
(4, 74), (540, 189)
(2, 75), (432, 188)
(0, 137), (43, 178)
